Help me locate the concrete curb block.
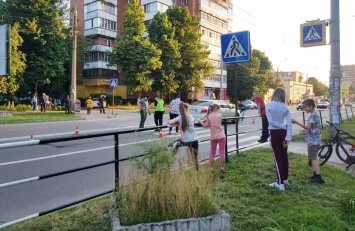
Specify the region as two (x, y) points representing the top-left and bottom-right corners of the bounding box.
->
(112, 209), (230, 231)
(0, 111), (13, 118)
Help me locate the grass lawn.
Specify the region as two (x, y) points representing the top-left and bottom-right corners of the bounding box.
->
(3, 148), (355, 231)
(0, 113), (78, 124)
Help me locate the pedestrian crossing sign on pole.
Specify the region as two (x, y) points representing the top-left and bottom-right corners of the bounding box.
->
(221, 31), (250, 63)
(300, 20), (327, 47)
(110, 78), (118, 88)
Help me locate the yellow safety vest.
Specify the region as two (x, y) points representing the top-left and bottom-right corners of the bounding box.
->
(156, 99), (164, 112)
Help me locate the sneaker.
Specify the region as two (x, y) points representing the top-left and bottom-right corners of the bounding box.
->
(168, 132), (172, 135)
(308, 175), (317, 180)
(283, 179), (289, 185)
(258, 139), (268, 143)
(310, 177), (325, 184)
(268, 182), (285, 191)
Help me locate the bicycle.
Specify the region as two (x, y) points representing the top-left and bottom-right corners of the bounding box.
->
(317, 121), (355, 171)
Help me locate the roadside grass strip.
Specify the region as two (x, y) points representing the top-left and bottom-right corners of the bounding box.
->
(3, 148), (355, 231)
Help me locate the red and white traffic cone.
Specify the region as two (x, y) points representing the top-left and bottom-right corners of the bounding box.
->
(74, 126), (80, 135)
(30, 134), (34, 140)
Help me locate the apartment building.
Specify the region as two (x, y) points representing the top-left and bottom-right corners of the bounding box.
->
(341, 64), (355, 86)
(71, 0), (232, 100)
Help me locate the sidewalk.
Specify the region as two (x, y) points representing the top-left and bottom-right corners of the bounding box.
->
(261, 141), (355, 177)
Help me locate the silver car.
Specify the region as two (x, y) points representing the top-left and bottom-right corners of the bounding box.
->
(189, 100), (240, 123)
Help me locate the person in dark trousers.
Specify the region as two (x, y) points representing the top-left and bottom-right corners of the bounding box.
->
(99, 95), (106, 114)
(253, 91), (269, 143)
(138, 96), (151, 128)
(39, 93), (47, 112)
(64, 95), (71, 114)
(266, 88), (292, 191)
(169, 95), (181, 134)
(154, 95), (165, 132)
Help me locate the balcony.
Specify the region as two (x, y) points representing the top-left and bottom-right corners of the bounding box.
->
(84, 27), (117, 38)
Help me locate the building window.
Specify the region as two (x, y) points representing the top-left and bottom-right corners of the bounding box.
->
(182, 0), (188, 6)
(107, 40), (111, 47)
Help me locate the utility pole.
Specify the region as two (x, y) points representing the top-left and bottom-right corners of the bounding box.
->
(329, 0), (341, 130)
(219, 59), (223, 100)
(70, 9), (78, 112)
(276, 67), (279, 88)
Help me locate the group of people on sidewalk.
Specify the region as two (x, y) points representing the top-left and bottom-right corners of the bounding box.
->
(137, 89), (325, 188)
(260, 88), (324, 191)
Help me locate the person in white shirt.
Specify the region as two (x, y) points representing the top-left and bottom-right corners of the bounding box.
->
(265, 88), (292, 191)
(169, 95), (181, 134)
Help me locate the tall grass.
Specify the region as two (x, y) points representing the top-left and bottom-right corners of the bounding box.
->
(115, 142), (218, 226)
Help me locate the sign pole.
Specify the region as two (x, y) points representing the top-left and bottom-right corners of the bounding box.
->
(329, 0), (341, 130)
(220, 57), (223, 100)
(112, 88), (114, 116)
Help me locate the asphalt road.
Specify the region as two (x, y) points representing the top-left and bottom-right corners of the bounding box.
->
(0, 107), (341, 225)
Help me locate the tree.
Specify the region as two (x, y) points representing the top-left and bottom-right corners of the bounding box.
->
(227, 49), (274, 102)
(307, 77), (329, 97)
(108, 0), (162, 93)
(148, 12), (181, 96)
(0, 23), (26, 95)
(2, 0), (69, 94)
(165, 7), (215, 99)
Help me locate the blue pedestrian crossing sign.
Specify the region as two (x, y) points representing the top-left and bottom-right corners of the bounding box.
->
(110, 78), (118, 88)
(300, 20), (327, 47)
(221, 31), (250, 63)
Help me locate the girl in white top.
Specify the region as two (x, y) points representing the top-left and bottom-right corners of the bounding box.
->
(168, 102), (199, 171)
(265, 88), (292, 191)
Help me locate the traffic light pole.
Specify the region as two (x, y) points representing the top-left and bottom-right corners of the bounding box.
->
(70, 9), (77, 112)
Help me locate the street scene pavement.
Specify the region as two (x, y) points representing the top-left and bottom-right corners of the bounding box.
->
(0, 107), (354, 225)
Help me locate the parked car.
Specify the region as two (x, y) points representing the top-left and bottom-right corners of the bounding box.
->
(92, 98), (107, 108)
(344, 102), (352, 107)
(189, 100), (240, 123)
(317, 101), (329, 109)
(296, 102), (304, 110)
(244, 101), (258, 110)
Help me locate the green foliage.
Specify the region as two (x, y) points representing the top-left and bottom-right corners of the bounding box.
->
(0, 113), (77, 124)
(148, 12), (181, 95)
(307, 77), (329, 97)
(2, 0), (70, 91)
(105, 95), (123, 105)
(0, 23), (26, 94)
(227, 49), (274, 102)
(108, 0), (162, 93)
(165, 7), (215, 98)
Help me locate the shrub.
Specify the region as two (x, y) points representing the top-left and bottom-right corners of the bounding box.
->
(116, 143), (218, 226)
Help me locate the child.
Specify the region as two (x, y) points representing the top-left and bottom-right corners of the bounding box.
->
(266, 88), (292, 191)
(291, 99), (325, 184)
(168, 102), (199, 171)
(85, 96), (93, 115)
(196, 104), (226, 178)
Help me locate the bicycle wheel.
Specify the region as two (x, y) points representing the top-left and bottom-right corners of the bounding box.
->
(335, 136), (355, 164)
(318, 143), (333, 166)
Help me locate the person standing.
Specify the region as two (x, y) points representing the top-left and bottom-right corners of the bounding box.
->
(253, 91), (269, 143)
(266, 88), (292, 191)
(57, 98), (62, 109)
(168, 102), (199, 171)
(64, 95), (71, 114)
(39, 93), (47, 112)
(31, 94), (38, 112)
(85, 96), (93, 115)
(169, 95), (181, 134)
(99, 95), (106, 114)
(237, 101), (246, 120)
(138, 96), (151, 128)
(291, 99), (325, 184)
(196, 104), (226, 178)
(154, 95), (165, 132)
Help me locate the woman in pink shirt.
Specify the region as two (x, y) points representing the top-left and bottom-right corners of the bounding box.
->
(196, 104), (226, 178)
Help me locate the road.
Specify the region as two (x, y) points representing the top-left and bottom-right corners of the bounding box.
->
(0, 107), (338, 225)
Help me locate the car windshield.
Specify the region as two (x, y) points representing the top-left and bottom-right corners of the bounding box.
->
(191, 101), (214, 106)
(319, 101), (327, 104)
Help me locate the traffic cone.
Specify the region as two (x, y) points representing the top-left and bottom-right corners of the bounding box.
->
(30, 134), (34, 140)
(252, 118), (255, 124)
(158, 128), (163, 138)
(74, 126), (80, 135)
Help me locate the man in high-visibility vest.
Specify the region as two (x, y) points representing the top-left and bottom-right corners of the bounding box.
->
(154, 94), (165, 132)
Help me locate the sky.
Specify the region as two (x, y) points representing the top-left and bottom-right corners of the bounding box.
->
(232, 0), (355, 86)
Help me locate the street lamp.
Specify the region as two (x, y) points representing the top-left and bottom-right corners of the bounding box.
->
(275, 58), (287, 88)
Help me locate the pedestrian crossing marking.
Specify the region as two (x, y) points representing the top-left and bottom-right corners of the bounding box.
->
(304, 26), (321, 41)
(223, 35), (247, 58)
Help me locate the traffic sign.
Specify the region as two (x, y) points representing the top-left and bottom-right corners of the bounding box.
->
(221, 31), (250, 63)
(110, 78), (118, 88)
(300, 20), (327, 47)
